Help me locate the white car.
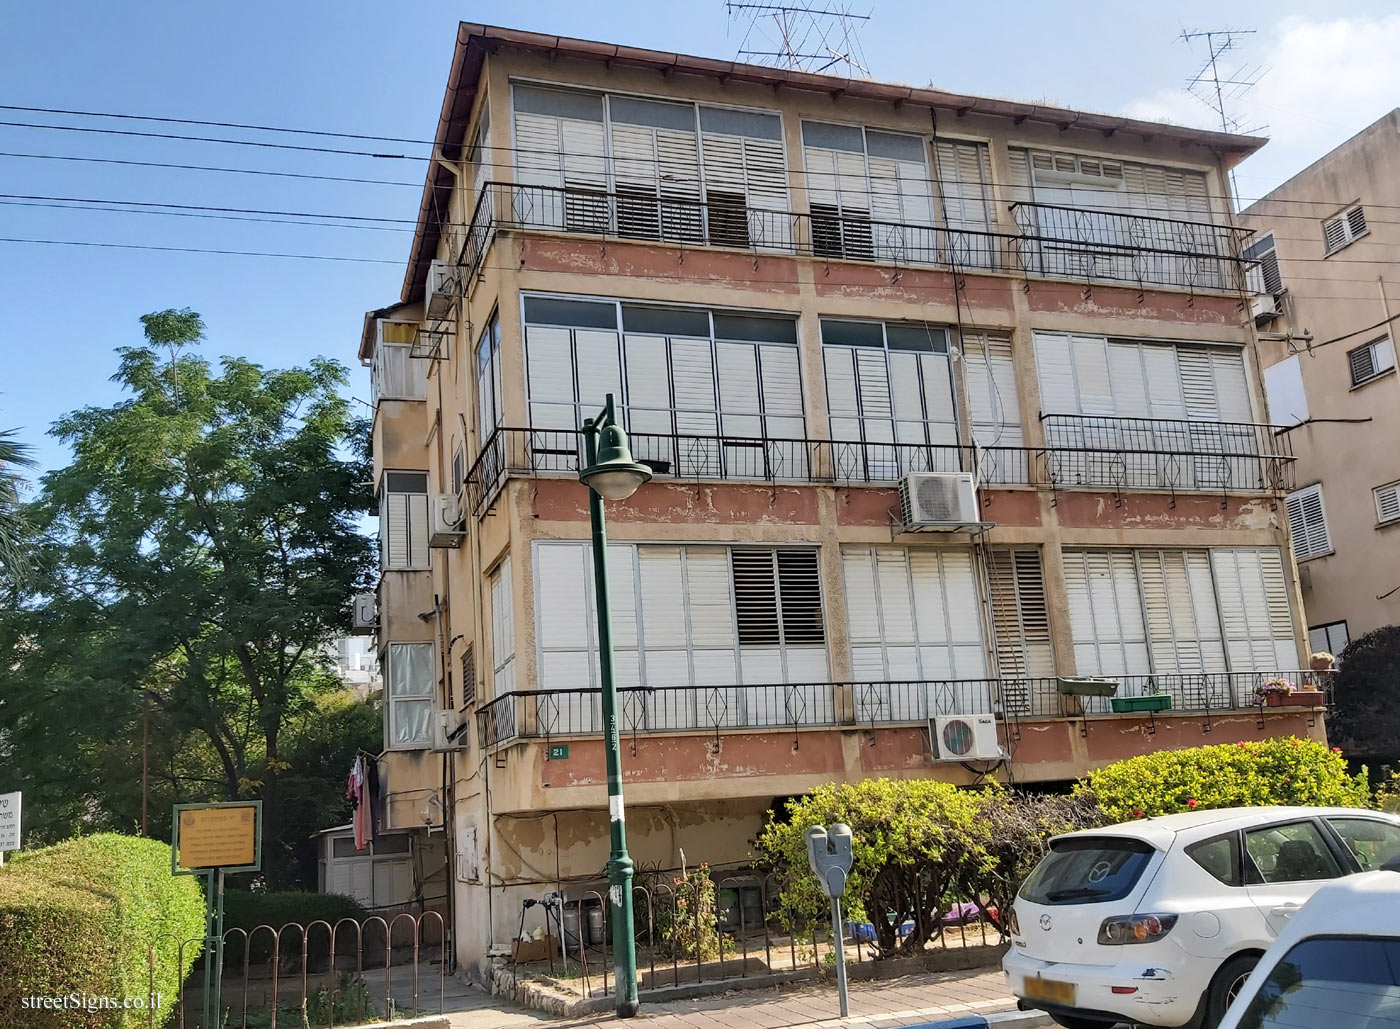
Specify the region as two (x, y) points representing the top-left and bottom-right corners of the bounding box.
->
(1217, 866), (1400, 1029)
(1002, 806), (1400, 1029)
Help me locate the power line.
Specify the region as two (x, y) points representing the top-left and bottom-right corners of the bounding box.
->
(0, 198), (413, 233)
(0, 119), (425, 161)
(0, 237), (400, 264)
(1306, 311), (1400, 351)
(0, 192), (417, 224)
(0, 150), (430, 188)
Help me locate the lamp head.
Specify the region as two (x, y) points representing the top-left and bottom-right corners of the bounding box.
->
(579, 422), (652, 501)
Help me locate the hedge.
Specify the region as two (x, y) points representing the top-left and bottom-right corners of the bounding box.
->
(223, 890), (368, 967)
(1079, 736), (1371, 822)
(0, 833), (206, 1029)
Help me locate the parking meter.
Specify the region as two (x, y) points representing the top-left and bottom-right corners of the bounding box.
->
(805, 824), (853, 1015)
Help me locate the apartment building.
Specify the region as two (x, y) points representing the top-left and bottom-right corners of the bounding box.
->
(359, 23), (1323, 976)
(1241, 109), (1400, 655)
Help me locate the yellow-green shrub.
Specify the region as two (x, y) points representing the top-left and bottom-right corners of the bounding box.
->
(1078, 737), (1370, 822)
(0, 834), (205, 1028)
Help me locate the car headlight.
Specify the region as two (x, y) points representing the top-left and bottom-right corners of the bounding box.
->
(1097, 913), (1178, 945)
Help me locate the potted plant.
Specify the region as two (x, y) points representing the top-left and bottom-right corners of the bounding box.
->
(1310, 651), (1336, 672)
(1254, 677), (1325, 708)
(1112, 683), (1173, 714)
(1057, 676), (1121, 698)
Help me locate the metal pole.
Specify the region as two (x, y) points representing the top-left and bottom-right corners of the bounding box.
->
(830, 896), (849, 1018)
(201, 870), (214, 1029)
(584, 400), (640, 1019)
(213, 868), (226, 1027)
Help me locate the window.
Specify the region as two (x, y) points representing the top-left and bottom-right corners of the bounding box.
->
(373, 322), (428, 402)
(842, 546), (989, 719)
(1236, 936), (1400, 1029)
(1376, 482), (1400, 525)
(1286, 484), (1333, 561)
(460, 645), (476, 707)
(386, 642), (434, 748)
(933, 140), (996, 268)
(1245, 821), (1341, 884)
(523, 296), (805, 479)
(1263, 355), (1308, 427)
(986, 548), (1054, 685)
(963, 331), (1023, 445)
(1348, 335), (1396, 387)
(1062, 547), (1295, 681)
(1187, 834), (1242, 887)
(475, 313), (503, 445)
(451, 442), (466, 496)
(1035, 332), (1258, 491)
(1019, 836), (1156, 906)
(490, 558), (515, 695)
(1323, 203), (1368, 254)
(1310, 621), (1349, 657)
(380, 472), (429, 570)
(1327, 817), (1400, 872)
(802, 121), (934, 262)
(511, 84), (790, 248)
(822, 318), (958, 480)
(1244, 232), (1285, 295)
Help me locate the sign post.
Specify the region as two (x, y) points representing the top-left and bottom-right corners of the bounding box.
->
(0, 791), (21, 867)
(172, 801), (262, 1029)
(805, 823), (854, 1018)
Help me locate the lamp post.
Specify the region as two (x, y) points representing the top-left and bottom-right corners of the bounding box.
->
(579, 392), (651, 1019)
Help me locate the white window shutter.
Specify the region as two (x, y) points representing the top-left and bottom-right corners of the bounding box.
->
(1285, 484), (1331, 561)
(964, 332), (1023, 447)
(383, 492), (408, 568)
(1033, 332), (1078, 415)
(1375, 483), (1400, 523)
(407, 492), (429, 569)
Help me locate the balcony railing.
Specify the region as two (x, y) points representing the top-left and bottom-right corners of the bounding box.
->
(1010, 201), (1244, 292)
(475, 669), (1327, 749)
(462, 424), (1292, 515)
(457, 181), (1248, 294)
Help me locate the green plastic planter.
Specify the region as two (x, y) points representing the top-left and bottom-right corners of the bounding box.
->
(1111, 695), (1173, 713)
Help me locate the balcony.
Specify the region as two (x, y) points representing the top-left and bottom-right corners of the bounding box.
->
(475, 669), (1327, 749)
(463, 424), (1292, 515)
(457, 181), (1247, 295)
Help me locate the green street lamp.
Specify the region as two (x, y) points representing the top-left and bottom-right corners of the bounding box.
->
(579, 393), (650, 1019)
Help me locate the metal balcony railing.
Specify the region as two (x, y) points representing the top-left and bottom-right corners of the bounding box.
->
(462, 424), (1293, 515)
(457, 182), (1249, 294)
(1010, 201), (1245, 292)
(475, 669), (1328, 749)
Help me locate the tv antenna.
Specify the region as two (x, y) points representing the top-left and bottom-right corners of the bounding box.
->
(726, 2), (873, 75)
(1178, 28), (1266, 207)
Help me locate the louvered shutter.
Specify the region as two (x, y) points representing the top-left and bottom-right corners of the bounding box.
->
(935, 141), (993, 232)
(1071, 335), (1115, 415)
(537, 542), (593, 690)
(1285, 485), (1331, 561)
(1034, 332), (1078, 415)
(842, 548), (887, 681)
(622, 333), (673, 468)
(575, 329), (623, 421)
(670, 337), (719, 475)
(716, 341), (762, 439)
(638, 546), (690, 701)
(759, 346), (805, 441)
(1324, 215), (1348, 253)
(383, 493), (408, 569)
(987, 549), (1053, 682)
(1138, 550), (1225, 675)
(1376, 483), (1400, 523)
(525, 326), (576, 428)
(964, 332), (1023, 447)
(560, 119), (608, 232)
(490, 559), (515, 694)
(1211, 548), (1297, 672)
(732, 549), (779, 647)
(513, 111), (566, 227)
(1348, 205), (1368, 237)
(1062, 550), (1148, 676)
(824, 347), (863, 443)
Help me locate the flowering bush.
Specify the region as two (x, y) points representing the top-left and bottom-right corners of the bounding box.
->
(1077, 737), (1370, 822)
(1254, 677), (1296, 704)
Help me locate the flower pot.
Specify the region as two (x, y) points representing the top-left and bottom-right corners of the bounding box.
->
(1111, 695), (1173, 713)
(1057, 676), (1120, 698)
(1264, 690), (1325, 708)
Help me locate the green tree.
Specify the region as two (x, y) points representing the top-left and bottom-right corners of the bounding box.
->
(0, 427), (36, 581)
(0, 310), (375, 883)
(1329, 626), (1400, 758)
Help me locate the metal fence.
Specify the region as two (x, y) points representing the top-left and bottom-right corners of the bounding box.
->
(513, 870), (1004, 999)
(146, 911), (445, 1029)
(463, 424), (1291, 515)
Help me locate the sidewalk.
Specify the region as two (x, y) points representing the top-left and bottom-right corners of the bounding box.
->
(422, 967), (1044, 1029)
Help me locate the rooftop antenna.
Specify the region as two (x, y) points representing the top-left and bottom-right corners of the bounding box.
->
(1179, 27), (1266, 209)
(726, 1), (873, 76)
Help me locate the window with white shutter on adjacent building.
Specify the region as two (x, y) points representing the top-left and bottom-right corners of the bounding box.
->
(803, 121), (935, 263)
(842, 546), (989, 720)
(1347, 335), (1396, 387)
(380, 472), (429, 571)
(822, 318), (959, 481)
(490, 558), (515, 695)
(1376, 481), (1400, 525)
(1243, 232), (1285, 296)
(1034, 332), (1260, 491)
(1285, 484), (1333, 561)
(1323, 204), (1367, 254)
(523, 296), (805, 478)
(985, 549), (1054, 714)
(533, 542), (831, 730)
(386, 642), (434, 748)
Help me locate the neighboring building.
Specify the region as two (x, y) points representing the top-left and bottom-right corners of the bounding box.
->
(1241, 109), (1400, 655)
(325, 635), (382, 696)
(362, 23), (1321, 978)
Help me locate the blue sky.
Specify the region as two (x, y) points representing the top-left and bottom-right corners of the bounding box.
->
(3, 0), (1398, 473)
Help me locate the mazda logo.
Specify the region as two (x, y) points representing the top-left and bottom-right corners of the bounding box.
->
(1040, 914), (1053, 931)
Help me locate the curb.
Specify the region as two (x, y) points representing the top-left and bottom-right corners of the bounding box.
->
(904, 1011), (1051, 1029)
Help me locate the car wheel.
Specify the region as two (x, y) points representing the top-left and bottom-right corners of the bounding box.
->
(1048, 1016), (1118, 1029)
(1204, 953), (1260, 1027)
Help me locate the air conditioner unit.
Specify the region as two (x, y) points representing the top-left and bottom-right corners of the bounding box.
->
(351, 593), (378, 635)
(1250, 292), (1281, 324)
(900, 472), (979, 530)
(430, 708), (468, 752)
(425, 260), (458, 320)
(428, 493), (464, 548)
(930, 714), (1003, 762)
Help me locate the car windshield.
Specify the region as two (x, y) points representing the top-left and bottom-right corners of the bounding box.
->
(1019, 836), (1155, 906)
(1237, 936), (1400, 1029)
